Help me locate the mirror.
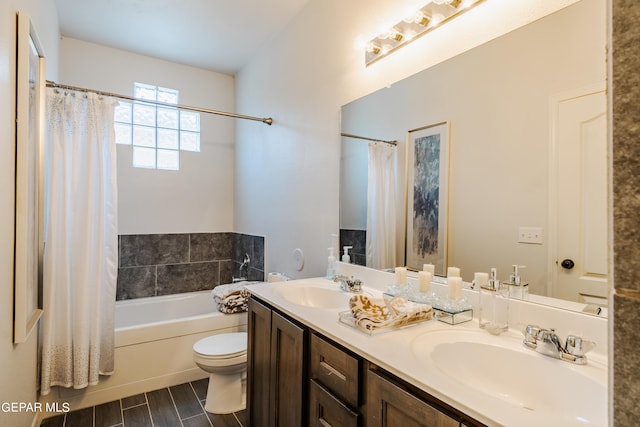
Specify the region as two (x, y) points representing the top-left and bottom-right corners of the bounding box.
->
(339, 0), (607, 312)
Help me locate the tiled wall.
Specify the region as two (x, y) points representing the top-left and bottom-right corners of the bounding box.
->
(339, 229), (366, 266)
(117, 232), (264, 300)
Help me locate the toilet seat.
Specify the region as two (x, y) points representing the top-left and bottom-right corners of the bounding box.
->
(193, 332), (247, 360)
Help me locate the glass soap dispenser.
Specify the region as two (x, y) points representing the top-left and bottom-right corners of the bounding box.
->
(479, 268), (509, 335)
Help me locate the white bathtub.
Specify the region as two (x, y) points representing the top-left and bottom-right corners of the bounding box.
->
(42, 290), (247, 412)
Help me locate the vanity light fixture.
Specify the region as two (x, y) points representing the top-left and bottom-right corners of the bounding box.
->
(365, 0), (485, 66)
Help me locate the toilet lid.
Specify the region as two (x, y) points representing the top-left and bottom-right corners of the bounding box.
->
(193, 332), (247, 358)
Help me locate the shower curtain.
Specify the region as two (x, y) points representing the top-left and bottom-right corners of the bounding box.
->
(40, 89), (118, 395)
(366, 142), (397, 269)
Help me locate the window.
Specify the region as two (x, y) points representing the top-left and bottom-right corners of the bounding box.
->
(114, 83), (201, 170)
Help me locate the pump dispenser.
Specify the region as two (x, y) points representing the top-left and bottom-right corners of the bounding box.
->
(342, 246), (352, 263)
(503, 264), (529, 299)
(478, 268), (509, 335)
(326, 248), (336, 280)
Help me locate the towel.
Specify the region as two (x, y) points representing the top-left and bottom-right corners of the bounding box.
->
(347, 294), (433, 331)
(212, 282), (252, 314)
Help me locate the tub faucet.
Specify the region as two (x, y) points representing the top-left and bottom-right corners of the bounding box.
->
(523, 325), (595, 365)
(232, 253), (250, 283)
(333, 275), (363, 294)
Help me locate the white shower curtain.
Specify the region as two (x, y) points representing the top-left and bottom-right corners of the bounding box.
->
(366, 142), (397, 269)
(40, 89), (118, 395)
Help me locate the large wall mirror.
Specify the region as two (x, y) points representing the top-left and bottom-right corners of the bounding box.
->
(340, 0), (607, 313)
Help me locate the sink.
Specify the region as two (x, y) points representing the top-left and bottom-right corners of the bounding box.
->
(411, 329), (607, 426)
(274, 281), (355, 309)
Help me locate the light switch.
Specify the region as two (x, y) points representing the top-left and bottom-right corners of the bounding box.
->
(518, 227), (543, 244)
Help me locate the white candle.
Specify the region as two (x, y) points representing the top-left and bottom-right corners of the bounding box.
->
(395, 267), (407, 285)
(449, 276), (463, 299)
(418, 271), (432, 292)
(447, 266), (461, 278)
(422, 263), (435, 275)
(474, 272), (489, 289)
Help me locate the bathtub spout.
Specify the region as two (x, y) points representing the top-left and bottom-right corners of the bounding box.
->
(233, 254), (251, 283)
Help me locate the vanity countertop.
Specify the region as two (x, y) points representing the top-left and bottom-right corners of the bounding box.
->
(246, 276), (608, 427)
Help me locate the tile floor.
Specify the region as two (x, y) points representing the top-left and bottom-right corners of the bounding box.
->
(39, 378), (246, 427)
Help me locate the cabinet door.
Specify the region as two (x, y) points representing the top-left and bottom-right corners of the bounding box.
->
(247, 298), (273, 427)
(270, 310), (306, 427)
(366, 369), (459, 427)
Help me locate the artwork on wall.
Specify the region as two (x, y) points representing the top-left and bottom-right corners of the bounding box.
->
(405, 121), (450, 275)
(14, 12), (45, 343)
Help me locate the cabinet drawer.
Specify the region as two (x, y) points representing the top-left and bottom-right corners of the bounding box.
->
(309, 379), (359, 427)
(310, 333), (360, 408)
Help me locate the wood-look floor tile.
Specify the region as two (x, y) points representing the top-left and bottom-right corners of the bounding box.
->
(206, 412), (241, 427)
(190, 378), (208, 400)
(95, 399), (122, 427)
(65, 406), (93, 427)
(235, 409), (246, 426)
(146, 388), (181, 427)
(121, 393), (146, 409)
(40, 414), (65, 427)
(170, 383), (203, 419)
(123, 405), (152, 427)
(182, 413), (213, 427)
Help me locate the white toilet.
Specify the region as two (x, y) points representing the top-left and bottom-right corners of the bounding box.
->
(192, 332), (248, 414)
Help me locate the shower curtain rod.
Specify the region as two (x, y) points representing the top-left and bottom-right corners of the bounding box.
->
(45, 80), (273, 126)
(341, 132), (398, 146)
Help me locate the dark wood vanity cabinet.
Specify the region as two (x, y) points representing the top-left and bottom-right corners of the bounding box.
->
(309, 333), (361, 426)
(247, 297), (307, 427)
(247, 295), (485, 427)
(365, 368), (459, 427)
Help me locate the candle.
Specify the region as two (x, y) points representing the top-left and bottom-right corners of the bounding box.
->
(395, 267), (407, 285)
(422, 263), (435, 275)
(449, 276), (463, 299)
(418, 271), (432, 292)
(447, 266), (461, 278)
(474, 272), (489, 289)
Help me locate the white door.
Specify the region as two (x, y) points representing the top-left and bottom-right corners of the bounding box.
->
(551, 87), (608, 305)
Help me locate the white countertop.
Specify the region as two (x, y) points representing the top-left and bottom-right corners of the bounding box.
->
(246, 276), (608, 427)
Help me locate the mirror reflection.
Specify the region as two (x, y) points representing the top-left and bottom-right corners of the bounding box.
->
(339, 0), (607, 310)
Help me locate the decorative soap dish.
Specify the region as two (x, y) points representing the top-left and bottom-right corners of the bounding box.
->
(433, 307), (473, 325)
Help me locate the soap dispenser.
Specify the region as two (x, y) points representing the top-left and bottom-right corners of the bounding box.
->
(504, 264), (529, 299)
(478, 268), (509, 335)
(342, 246), (352, 263)
(326, 248), (336, 280)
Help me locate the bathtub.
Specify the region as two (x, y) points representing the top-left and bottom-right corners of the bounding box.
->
(42, 290), (247, 412)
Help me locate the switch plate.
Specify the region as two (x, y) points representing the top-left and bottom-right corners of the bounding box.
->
(518, 227), (543, 244)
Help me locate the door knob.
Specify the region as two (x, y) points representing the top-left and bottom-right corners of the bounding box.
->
(560, 259), (575, 270)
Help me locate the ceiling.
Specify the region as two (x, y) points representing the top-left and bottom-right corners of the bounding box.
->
(54, 0), (311, 75)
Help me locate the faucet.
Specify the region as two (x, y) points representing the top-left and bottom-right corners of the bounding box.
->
(523, 325), (595, 365)
(232, 253), (250, 283)
(333, 275), (363, 294)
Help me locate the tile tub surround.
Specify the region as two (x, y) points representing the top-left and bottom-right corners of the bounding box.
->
(117, 233), (264, 300)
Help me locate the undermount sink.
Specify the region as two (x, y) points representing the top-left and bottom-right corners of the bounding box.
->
(411, 329), (607, 426)
(274, 281), (356, 309)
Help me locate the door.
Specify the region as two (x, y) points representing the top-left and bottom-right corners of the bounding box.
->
(551, 87), (608, 305)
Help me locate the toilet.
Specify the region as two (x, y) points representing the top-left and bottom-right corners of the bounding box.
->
(192, 332), (248, 414)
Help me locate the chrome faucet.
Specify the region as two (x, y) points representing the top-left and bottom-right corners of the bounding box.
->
(523, 325), (595, 365)
(232, 253), (251, 283)
(333, 275), (363, 294)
